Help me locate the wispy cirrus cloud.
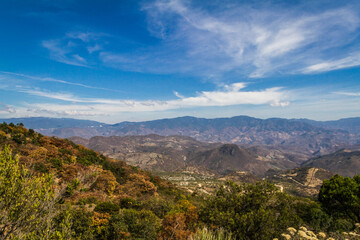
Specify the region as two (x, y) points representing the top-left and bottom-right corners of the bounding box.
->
(100, 0), (360, 78)
(0, 71), (122, 92)
(42, 31), (105, 67)
(334, 91), (360, 96)
(18, 82), (290, 116)
(42, 39), (88, 67)
(301, 53), (360, 73)
(41, 1), (360, 78)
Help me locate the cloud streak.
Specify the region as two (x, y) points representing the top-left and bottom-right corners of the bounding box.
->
(302, 53), (360, 73)
(334, 91), (360, 97)
(0, 71), (122, 92)
(19, 82), (289, 116)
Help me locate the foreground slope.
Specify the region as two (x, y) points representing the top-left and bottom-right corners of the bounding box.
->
(0, 123), (178, 204)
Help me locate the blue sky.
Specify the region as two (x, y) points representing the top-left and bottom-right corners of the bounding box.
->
(1, 0), (360, 123)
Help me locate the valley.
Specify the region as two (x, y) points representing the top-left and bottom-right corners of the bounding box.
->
(3, 115), (360, 198)
(0, 118), (359, 239)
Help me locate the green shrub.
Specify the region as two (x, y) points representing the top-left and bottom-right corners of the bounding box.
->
(64, 179), (80, 197)
(11, 133), (26, 144)
(102, 161), (127, 184)
(69, 208), (94, 239)
(329, 218), (354, 232)
(28, 128), (35, 135)
(0, 145), (56, 238)
(77, 149), (103, 166)
(293, 199), (331, 231)
(94, 201), (120, 214)
(200, 181), (302, 240)
(50, 158), (62, 169)
(319, 174), (360, 224)
(143, 197), (174, 218)
(109, 209), (161, 240)
(33, 162), (49, 173)
(59, 148), (72, 155)
(120, 197), (141, 209)
(77, 196), (98, 205)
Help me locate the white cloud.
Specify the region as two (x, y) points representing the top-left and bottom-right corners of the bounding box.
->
(87, 44), (102, 53)
(302, 53), (360, 73)
(131, 0), (360, 77)
(174, 91), (184, 98)
(334, 91), (360, 96)
(42, 31), (106, 67)
(19, 82), (289, 116)
(42, 39), (89, 67)
(26, 106), (102, 117)
(0, 71), (122, 92)
(0, 103), (15, 113)
(270, 101), (290, 107)
(40, 2), (360, 77)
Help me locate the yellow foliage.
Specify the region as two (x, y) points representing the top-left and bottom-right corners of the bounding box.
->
(28, 146), (48, 161)
(92, 170), (118, 195)
(91, 212), (111, 234)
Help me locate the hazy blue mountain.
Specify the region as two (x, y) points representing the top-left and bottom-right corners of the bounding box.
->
(0, 117), (104, 129)
(1, 116), (359, 157)
(297, 117), (360, 134)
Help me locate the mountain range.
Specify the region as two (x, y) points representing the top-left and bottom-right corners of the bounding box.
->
(2, 116), (359, 158)
(3, 116), (359, 194)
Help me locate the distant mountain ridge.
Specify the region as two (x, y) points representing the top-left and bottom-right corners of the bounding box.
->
(2, 116), (360, 156)
(0, 117), (104, 129)
(295, 117), (360, 134)
(2, 115), (359, 132)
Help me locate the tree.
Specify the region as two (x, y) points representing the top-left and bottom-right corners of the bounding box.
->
(319, 174), (360, 223)
(0, 145), (58, 239)
(158, 198), (198, 240)
(199, 181), (301, 240)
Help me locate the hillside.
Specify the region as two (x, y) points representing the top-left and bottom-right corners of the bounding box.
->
(69, 134), (221, 172)
(187, 144), (297, 176)
(302, 149), (360, 177)
(3, 116), (359, 157)
(69, 135), (299, 176)
(267, 167), (335, 197)
(299, 117), (360, 134)
(0, 123), (213, 239)
(0, 123), (179, 203)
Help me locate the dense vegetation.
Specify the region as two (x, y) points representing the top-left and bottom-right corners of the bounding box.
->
(0, 123), (359, 239)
